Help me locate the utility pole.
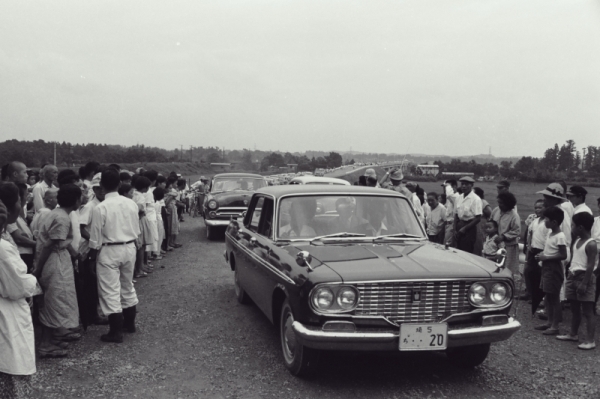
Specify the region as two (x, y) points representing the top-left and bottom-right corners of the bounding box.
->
(583, 147), (586, 170)
(180, 144), (183, 161)
(53, 142), (57, 165)
(190, 145), (193, 162)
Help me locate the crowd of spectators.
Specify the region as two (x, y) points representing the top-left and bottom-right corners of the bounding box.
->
(361, 167), (599, 350)
(0, 161), (191, 398)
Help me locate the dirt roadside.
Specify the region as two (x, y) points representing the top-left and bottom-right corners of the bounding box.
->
(31, 216), (599, 399)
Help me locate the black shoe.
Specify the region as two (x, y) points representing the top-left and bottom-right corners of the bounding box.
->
(518, 294), (531, 301)
(101, 313), (123, 343)
(123, 306), (137, 333)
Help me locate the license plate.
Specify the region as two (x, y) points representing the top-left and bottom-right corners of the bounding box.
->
(399, 323), (448, 351)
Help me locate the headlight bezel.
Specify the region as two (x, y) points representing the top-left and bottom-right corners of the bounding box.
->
(310, 284), (359, 314)
(468, 281), (513, 308)
(207, 200), (218, 210)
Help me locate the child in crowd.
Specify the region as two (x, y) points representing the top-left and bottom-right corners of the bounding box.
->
(153, 187), (166, 262)
(556, 212), (597, 349)
(522, 199), (548, 301)
(535, 207), (568, 335)
(132, 176), (154, 277)
(482, 220), (504, 260)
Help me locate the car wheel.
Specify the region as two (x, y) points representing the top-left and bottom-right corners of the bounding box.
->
(279, 299), (320, 377)
(234, 266), (251, 305)
(446, 343), (490, 368)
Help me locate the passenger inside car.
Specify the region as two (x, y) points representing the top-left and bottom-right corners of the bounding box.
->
(327, 197), (371, 235)
(279, 198), (317, 238)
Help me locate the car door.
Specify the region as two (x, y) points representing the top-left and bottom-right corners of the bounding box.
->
(245, 197), (278, 315)
(237, 196), (266, 304)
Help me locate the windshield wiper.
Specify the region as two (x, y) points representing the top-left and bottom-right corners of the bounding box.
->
(310, 232), (366, 243)
(373, 233), (424, 242)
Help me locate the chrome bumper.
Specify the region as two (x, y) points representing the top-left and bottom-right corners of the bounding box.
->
(292, 318), (521, 351)
(204, 219), (232, 227)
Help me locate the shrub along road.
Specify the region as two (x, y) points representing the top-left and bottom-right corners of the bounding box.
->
(32, 216), (599, 398)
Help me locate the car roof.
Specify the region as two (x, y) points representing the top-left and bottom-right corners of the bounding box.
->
(255, 185), (407, 198)
(212, 173), (265, 178)
(288, 176), (351, 185)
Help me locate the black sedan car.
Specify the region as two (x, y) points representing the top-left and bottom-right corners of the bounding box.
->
(203, 173), (267, 239)
(224, 185), (520, 376)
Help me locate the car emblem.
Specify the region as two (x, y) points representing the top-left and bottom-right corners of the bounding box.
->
(411, 290), (421, 303)
(243, 199), (248, 205)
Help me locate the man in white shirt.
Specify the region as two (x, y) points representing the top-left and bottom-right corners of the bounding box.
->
(426, 192), (446, 244)
(453, 176), (482, 254)
(89, 169), (141, 343)
(442, 180), (459, 247)
(405, 182), (425, 226)
(567, 186), (592, 215)
(32, 165), (58, 213)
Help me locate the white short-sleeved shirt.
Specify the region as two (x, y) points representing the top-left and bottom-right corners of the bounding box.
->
(78, 198), (100, 256)
(543, 231), (567, 258)
(529, 217), (549, 250)
(426, 204), (446, 236)
(455, 191), (482, 221)
(573, 203), (592, 215)
(69, 209), (81, 253)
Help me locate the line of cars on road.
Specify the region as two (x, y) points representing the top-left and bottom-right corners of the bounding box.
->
(201, 172), (521, 376)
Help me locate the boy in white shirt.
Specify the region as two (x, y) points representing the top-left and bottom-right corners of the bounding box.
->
(522, 200), (548, 301)
(557, 212), (597, 349)
(535, 207), (568, 335)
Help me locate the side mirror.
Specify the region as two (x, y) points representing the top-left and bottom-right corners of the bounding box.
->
(494, 248), (507, 272)
(296, 251), (314, 271)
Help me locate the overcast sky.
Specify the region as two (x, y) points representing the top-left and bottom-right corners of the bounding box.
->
(1, 0), (599, 157)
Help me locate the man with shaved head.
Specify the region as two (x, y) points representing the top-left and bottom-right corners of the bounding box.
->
(1, 161), (28, 184)
(32, 164), (58, 213)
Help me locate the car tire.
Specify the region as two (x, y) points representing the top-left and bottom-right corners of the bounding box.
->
(234, 266), (251, 305)
(279, 299), (320, 377)
(446, 343), (490, 368)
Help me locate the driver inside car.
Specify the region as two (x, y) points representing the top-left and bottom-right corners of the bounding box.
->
(279, 198), (317, 238)
(328, 197), (371, 235)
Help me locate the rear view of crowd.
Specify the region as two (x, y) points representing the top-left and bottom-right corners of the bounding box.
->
(0, 161), (191, 398)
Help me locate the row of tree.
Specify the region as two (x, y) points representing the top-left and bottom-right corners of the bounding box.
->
(432, 140), (596, 182)
(259, 152), (343, 171)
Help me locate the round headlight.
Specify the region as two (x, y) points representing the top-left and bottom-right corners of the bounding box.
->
(312, 288), (334, 310)
(490, 283), (510, 305)
(337, 287), (358, 310)
(468, 283), (487, 305)
(208, 200), (218, 210)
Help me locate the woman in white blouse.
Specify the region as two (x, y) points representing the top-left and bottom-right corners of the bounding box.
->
(0, 182), (42, 399)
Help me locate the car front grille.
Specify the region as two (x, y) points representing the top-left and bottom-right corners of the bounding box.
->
(353, 281), (472, 324)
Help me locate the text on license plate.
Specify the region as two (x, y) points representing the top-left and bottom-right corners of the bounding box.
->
(399, 323), (448, 351)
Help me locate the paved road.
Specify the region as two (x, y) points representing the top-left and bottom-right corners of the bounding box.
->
(32, 216), (599, 398)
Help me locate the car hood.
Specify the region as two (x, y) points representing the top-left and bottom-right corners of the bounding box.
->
(289, 241), (499, 282)
(210, 191), (253, 207)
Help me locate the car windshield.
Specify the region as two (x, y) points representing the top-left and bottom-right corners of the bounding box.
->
(211, 177), (266, 192)
(277, 195), (424, 240)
